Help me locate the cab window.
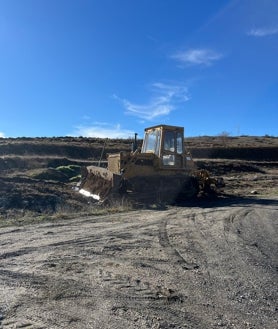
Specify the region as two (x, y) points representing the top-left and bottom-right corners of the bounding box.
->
(164, 131), (175, 152)
(142, 129), (161, 156)
(177, 132), (183, 154)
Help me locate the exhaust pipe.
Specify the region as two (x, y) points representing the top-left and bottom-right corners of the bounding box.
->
(132, 133), (138, 152)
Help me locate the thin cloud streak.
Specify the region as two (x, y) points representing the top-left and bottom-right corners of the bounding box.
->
(70, 123), (135, 138)
(247, 27), (278, 37)
(116, 83), (190, 121)
(172, 48), (223, 66)
(0, 132), (5, 138)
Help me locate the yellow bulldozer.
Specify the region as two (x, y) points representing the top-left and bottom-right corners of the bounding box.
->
(78, 124), (224, 204)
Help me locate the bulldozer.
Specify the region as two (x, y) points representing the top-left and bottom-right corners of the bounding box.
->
(78, 124), (224, 204)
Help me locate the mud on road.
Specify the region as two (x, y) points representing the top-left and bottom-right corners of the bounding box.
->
(0, 197), (277, 329)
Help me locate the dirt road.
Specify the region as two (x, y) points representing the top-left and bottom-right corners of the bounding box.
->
(0, 197), (277, 329)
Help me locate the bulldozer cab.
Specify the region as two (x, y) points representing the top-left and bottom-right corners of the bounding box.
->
(141, 125), (193, 169)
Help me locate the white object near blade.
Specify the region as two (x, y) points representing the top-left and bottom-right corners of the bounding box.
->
(79, 189), (101, 201)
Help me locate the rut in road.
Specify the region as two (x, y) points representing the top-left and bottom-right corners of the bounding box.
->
(158, 213), (200, 270)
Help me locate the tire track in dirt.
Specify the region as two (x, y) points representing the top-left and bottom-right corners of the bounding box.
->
(186, 206), (278, 328)
(222, 207), (278, 327)
(86, 210), (206, 328)
(155, 205), (277, 328)
(159, 209), (231, 325)
(158, 213), (200, 270)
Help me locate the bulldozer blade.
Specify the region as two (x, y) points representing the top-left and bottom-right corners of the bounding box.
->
(79, 166), (121, 201)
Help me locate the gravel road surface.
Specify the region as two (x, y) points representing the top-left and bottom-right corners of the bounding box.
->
(0, 197), (277, 329)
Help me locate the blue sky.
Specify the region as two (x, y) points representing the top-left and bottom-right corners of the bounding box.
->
(0, 0), (277, 138)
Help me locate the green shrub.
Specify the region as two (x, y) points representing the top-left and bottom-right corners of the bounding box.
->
(55, 165), (81, 178)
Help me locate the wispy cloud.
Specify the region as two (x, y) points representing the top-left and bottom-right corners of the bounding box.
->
(70, 123), (135, 138)
(172, 48), (223, 66)
(0, 132), (5, 138)
(247, 27), (278, 37)
(115, 83), (190, 121)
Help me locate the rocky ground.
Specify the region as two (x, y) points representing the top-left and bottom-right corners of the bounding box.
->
(0, 136), (277, 328)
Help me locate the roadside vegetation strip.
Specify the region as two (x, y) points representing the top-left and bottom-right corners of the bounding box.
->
(0, 202), (135, 228)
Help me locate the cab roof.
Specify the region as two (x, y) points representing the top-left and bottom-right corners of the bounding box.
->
(144, 124), (184, 132)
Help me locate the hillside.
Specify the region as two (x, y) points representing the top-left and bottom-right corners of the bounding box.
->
(0, 135), (277, 220)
